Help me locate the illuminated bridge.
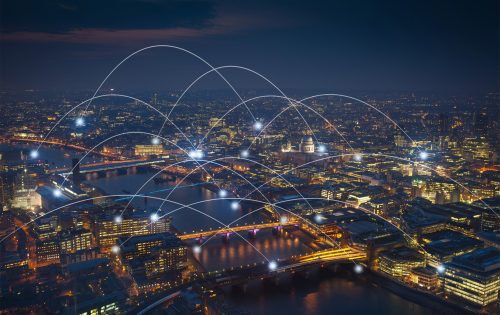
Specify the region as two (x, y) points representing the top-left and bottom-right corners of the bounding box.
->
(206, 247), (367, 287)
(177, 220), (299, 241)
(136, 247), (366, 314)
(50, 159), (165, 175)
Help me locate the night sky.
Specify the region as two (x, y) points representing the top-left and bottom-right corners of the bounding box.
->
(0, 0), (498, 93)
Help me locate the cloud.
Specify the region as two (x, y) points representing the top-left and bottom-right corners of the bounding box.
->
(0, 0), (294, 44)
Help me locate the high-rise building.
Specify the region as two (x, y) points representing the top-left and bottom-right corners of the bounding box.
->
(95, 214), (170, 249)
(443, 247), (500, 306)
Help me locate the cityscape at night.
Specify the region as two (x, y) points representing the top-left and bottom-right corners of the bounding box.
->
(0, 1), (499, 314)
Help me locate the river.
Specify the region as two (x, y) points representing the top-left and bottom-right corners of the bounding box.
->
(1, 143), (440, 314)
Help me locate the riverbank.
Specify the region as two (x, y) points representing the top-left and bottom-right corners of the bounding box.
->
(369, 270), (487, 314)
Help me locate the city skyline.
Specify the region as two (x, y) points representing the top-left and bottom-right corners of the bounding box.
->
(0, 1), (499, 315)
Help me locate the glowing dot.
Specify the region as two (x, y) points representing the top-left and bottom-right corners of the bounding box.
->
(318, 144), (327, 153)
(114, 215), (123, 224)
(110, 88), (114, 92)
(419, 151), (428, 160)
(189, 150), (204, 160)
(253, 121), (263, 131)
(268, 261), (278, 271)
(151, 137), (160, 145)
(75, 117), (85, 127)
(354, 153), (362, 161)
(193, 246), (201, 254)
(280, 216), (288, 224)
(314, 214), (324, 223)
(354, 264), (364, 274)
(111, 245), (120, 254)
(30, 150), (39, 159)
(240, 150), (249, 158)
(437, 264), (445, 274)
(219, 189), (228, 198)
(53, 189), (62, 197)
(150, 213), (160, 222)
(231, 201), (240, 210)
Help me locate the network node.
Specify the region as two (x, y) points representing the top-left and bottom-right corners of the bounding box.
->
(240, 150), (249, 158)
(75, 117), (85, 127)
(419, 151), (429, 160)
(218, 189), (228, 198)
(189, 150), (204, 160)
(253, 121), (263, 131)
(193, 245), (201, 254)
(230, 201), (240, 210)
(354, 153), (362, 161)
(30, 150), (39, 159)
(268, 261), (278, 271)
(111, 245), (120, 254)
(318, 144), (327, 153)
(151, 137), (161, 145)
(150, 212), (160, 222)
(114, 215), (123, 224)
(436, 264), (445, 274)
(53, 189), (62, 197)
(280, 216), (288, 224)
(314, 213), (324, 223)
(354, 264), (364, 274)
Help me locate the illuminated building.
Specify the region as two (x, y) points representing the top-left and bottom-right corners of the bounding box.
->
(11, 170), (40, 209)
(209, 117), (225, 128)
(347, 186), (386, 206)
(35, 239), (60, 266)
(119, 232), (187, 277)
(95, 214), (170, 249)
(473, 197), (500, 232)
(117, 233), (187, 294)
(320, 182), (355, 201)
(379, 247), (426, 278)
(410, 266), (439, 290)
(443, 247), (500, 306)
(422, 230), (483, 267)
(300, 136), (315, 153)
(36, 186), (72, 211)
(59, 228), (93, 254)
(134, 144), (164, 157)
